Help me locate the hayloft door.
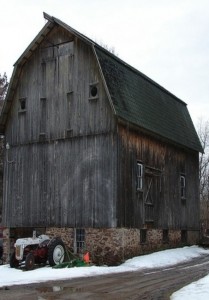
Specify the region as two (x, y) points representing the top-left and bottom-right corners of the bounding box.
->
(144, 167), (161, 224)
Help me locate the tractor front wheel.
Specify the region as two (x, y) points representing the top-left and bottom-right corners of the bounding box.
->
(48, 238), (65, 266)
(25, 253), (35, 270)
(10, 252), (19, 268)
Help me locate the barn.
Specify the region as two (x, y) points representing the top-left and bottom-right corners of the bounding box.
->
(0, 13), (202, 265)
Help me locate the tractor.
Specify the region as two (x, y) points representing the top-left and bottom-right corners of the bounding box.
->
(10, 232), (65, 270)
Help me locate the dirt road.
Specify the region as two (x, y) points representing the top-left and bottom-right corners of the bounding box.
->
(1, 253), (209, 300)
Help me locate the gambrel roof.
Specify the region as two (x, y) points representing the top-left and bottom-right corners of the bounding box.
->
(95, 48), (202, 152)
(0, 13), (202, 152)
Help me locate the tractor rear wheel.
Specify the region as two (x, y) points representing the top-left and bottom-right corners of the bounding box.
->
(48, 238), (65, 266)
(25, 253), (35, 270)
(10, 252), (19, 268)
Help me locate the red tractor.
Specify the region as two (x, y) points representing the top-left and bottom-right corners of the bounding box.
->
(10, 233), (65, 270)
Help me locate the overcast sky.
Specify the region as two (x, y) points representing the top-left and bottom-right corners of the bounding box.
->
(1, 0), (209, 125)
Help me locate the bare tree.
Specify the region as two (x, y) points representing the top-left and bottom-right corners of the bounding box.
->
(95, 40), (118, 56)
(0, 72), (8, 223)
(0, 73), (8, 102)
(100, 43), (118, 56)
(197, 119), (209, 233)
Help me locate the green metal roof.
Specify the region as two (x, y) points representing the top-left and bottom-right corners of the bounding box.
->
(95, 47), (202, 152)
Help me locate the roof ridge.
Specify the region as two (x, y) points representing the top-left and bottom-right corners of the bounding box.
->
(44, 12), (96, 46)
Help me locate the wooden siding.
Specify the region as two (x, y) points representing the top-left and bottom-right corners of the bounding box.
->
(5, 27), (115, 145)
(2, 23), (200, 232)
(3, 26), (117, 228)
(3, 134), (117, 227)
(117, 124), (200, 230)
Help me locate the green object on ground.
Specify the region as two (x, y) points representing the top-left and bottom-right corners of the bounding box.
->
(52, 259), (87, 269)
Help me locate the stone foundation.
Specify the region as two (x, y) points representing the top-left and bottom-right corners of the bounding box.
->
(187, 230), (200, 245)
(46, 227), (74, 250)
(2, 228), (11, 264)
(2, 227), (200, 265)
(45, 227), (199, 266)
(169, 229), (181, 245)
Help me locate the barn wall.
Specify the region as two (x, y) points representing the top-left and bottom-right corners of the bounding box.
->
(117, 124), (200, 230)
(3, 26), (117, 228)
(3, 131), (117, 228)
(5, 27), (115, 145)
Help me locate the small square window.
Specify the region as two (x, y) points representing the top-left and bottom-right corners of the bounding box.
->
(140, 229), (147, 244)
(181, 230), (187, 243)
(163, 229), (169, 243)
(19, 98), (26, 111)
(90, 86), (98, 97)
(137, 162), (143, 190)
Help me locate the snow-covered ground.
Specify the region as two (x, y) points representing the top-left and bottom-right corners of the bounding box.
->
(0, 246), (209, 299)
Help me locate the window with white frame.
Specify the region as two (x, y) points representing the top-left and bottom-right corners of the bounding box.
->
(137, 162), (143, 190)
(75, 228), (85, 253)
(180, 175), (186, 199)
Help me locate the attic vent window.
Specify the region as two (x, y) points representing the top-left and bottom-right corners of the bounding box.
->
(89, 82), (99, 100)
(91, 86), (98, 97)
(19, 98), (26, 112)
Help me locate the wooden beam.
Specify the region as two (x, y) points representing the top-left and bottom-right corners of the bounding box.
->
(43, 12), (54, 23)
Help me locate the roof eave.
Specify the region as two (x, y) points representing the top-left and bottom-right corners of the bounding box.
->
(91, 45), (116, 115)
(117, 117), (203, 153)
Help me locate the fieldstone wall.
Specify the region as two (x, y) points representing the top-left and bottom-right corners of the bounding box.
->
(2, 226), (199, 265)
(2, 227), (10, 264)
(45, 227), (192, 266)
(187, 230), (200, 244)
(121, 228), (141, 258)
(85, 228), (141, 265)
(138, 229), (162, 254)
(169, 230), (181, 245)
(46, 227), (74, 250)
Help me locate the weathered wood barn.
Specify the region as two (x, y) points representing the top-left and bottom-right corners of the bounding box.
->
(0, 13), (202, 264)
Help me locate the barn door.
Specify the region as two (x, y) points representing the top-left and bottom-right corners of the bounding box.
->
(144, 167), (161, 224)
(40, 41), (74, 138)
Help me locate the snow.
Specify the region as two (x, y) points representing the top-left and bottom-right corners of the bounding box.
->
(0, 245), (209, 299)
(171, 275), (209, 300)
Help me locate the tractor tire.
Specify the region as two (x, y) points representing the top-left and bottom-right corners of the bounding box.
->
(10, 252), (19, 268)
(48, 238), (65, 266)
(25, 253), (35, 270)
